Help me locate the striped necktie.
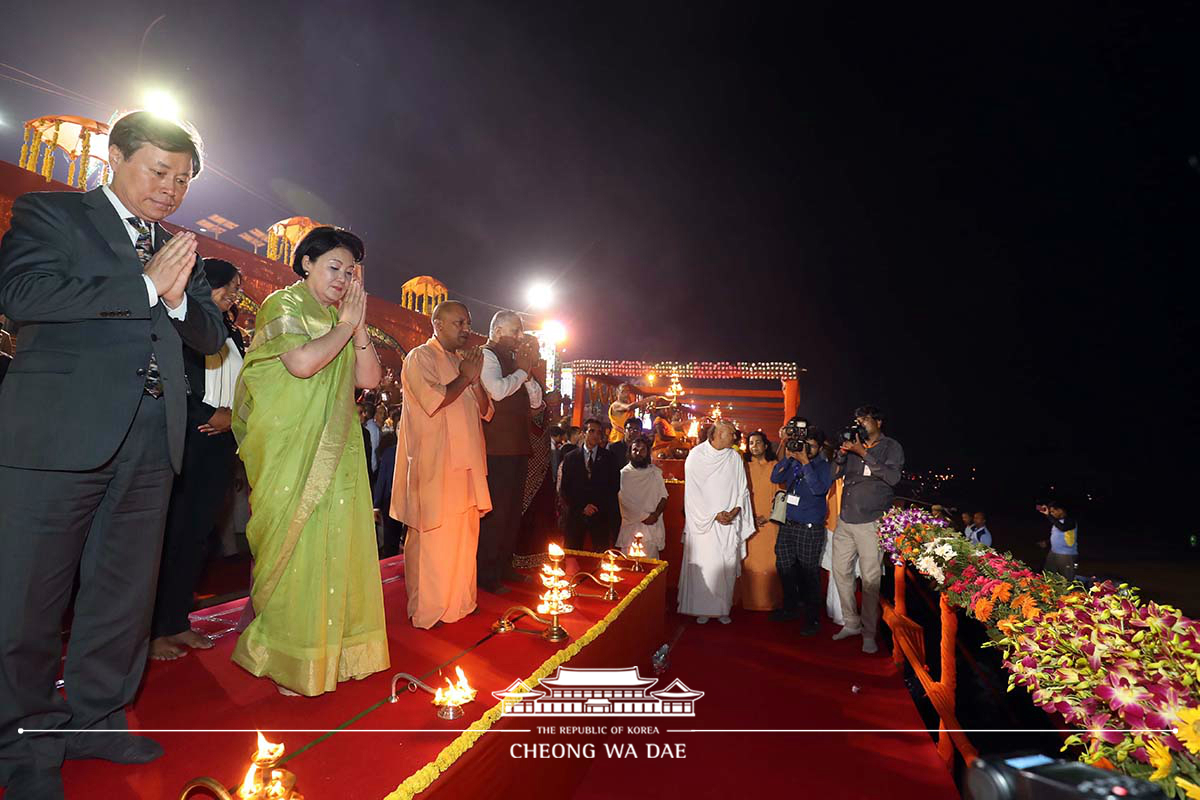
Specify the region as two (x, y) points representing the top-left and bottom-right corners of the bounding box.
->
(128, 217), (163, 398)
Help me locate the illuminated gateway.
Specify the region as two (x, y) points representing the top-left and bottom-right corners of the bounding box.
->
(492, 667), (704, 717)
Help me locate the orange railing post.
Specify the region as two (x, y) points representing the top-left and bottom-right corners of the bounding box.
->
(892, 564), (907, 666)
(880, 559), (977, 769)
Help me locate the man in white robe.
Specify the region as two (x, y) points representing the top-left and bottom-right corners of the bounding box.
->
(617, 436), (668, 558)
(678, 421), (755, 623)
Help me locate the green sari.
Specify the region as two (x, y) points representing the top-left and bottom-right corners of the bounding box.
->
(231, 281), (389, 696)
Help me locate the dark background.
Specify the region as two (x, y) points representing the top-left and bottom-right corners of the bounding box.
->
(2, 2), (1197, 520)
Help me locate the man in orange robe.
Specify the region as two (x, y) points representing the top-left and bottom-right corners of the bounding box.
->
(392, 301), (493, 629)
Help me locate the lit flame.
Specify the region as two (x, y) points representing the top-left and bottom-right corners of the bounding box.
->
(254, 731), (285, 763)
(433, 666), (477, 707)
(548, 542), (564, 559)
(686, 420), (699, 438)
(629, 533), (647, 559)
(239, 764), (260, 798)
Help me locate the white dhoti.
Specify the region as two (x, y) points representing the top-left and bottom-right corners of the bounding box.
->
(677, 441), (755, 618)
(617, 463), (668, 558)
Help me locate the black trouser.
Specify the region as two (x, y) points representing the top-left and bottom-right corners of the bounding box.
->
(477, 454), (528, 590)
(564, 509), (616, 553)
(0, 394), (173, 784)
(380, 516), (406, 558)
(151, 425), (237, 639)
(775, 521), (825, 622)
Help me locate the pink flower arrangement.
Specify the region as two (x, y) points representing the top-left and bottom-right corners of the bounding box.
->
(881, 508), (1200, 796)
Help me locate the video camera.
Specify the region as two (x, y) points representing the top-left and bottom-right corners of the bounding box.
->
(784, 417), (809, 453)
(840, 421), (867, 445)
(966, 753), (1165, 800)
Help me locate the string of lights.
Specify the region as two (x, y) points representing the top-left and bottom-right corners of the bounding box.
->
(563, 360), (800, 380)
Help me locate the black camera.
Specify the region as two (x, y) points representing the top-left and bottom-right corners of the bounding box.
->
(784, 417), (809, 453)
(840, 421), (867, 445)
(966, 753), (1165, 800)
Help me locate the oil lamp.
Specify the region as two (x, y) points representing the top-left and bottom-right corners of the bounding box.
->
(626, 533), (647, 571)
(493, 542), (573, 642)
(178, 732), (302, 800)
(388, 666), (477, 720)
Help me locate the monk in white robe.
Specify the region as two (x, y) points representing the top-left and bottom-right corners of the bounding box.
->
(392, 302), (493, 629)
(617, 437), (669, 558)
(678, 421), (755, 623)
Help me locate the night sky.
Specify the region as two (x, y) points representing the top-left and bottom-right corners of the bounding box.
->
(1, 3), (1196, 509)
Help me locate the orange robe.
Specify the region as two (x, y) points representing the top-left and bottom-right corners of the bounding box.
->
(392, 337), (493, 629)
(738, 458), (783, 610)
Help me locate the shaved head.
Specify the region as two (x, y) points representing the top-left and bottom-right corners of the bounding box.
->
(431, 300), (472, 351)
(432, 300), (469, 322)
(709, 419), (738, 450)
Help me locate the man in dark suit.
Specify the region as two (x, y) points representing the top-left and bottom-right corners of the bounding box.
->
(606, 417), (645, 471)
(0, 111), (224, 799)
(558, 418), (621, 552)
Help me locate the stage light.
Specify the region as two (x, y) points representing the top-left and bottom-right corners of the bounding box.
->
(542, 319), (566, 345)
(526, 282), (554, 310)
(142, 89), (180, 120)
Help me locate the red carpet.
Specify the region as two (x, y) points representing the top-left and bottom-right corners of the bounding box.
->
(572, 602), (962, 800)
(2, 560), (958, 800)
(1, 555), (666, 800)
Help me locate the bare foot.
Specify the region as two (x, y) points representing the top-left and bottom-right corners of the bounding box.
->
(276, 684), (302, 697)
(170, 630), (214, 650)
(149, 636), (186, 661)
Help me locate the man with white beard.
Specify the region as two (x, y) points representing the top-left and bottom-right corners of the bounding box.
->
(678, 420), (755, 624)
(616, 436), (668, 558)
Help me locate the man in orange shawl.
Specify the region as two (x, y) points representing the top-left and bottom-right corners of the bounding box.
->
(391, 301), (493, 629)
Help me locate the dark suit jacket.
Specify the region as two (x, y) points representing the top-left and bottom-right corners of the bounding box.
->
(558, 446), (621, 522)
(182, 317), (245, 429)
(0, 187), (225, 472)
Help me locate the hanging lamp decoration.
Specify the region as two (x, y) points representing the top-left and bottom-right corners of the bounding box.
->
(19, 115), (110, 188)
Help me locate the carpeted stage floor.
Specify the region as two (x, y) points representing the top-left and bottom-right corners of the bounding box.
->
(4, 556), (960, 800)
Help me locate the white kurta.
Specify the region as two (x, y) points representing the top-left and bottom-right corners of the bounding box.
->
(678, 441), (755, 617)
(617, 463), (669, 558)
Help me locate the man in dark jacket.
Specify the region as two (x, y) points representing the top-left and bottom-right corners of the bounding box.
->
(830, 405), (904, 654)
(558, 418), (621, 551)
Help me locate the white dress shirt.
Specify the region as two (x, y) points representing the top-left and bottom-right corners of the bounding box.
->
(101, 185), (188, 320)
(480, 347), (543, 408)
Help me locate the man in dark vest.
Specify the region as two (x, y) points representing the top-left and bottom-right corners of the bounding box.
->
(477, 310), (543, 593)
(0, 111), (224, 798)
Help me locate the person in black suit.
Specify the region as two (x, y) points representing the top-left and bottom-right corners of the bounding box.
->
(558, 418), (621, 552)
(606, 417), (645, 471)
(0, 111), (223, 799)
(149, 259), (246, 661)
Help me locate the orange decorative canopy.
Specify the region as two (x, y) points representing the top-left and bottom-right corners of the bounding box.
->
(19, 115), (110, 188)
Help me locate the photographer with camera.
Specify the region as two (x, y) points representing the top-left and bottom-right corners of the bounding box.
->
(831, 405), (904, 654)
(769, 420), (833, 635)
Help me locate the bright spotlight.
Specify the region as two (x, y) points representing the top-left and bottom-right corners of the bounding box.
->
(541, 320), (566, 345)
(142, 90), (180, 120)
(526, 282), (554, 310)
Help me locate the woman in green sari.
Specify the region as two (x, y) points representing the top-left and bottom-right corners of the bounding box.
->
(232, 226), (389, 696)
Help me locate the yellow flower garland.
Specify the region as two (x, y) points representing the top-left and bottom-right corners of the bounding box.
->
(382, 551), (667, 800)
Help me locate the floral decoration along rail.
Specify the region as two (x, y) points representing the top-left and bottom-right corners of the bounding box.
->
(877, 506), (1200, 799)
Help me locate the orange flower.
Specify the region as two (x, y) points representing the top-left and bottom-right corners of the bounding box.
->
(974, 597), (995, 622)
(996, 616), (1019, 634)
(990, 582), (1013, 602)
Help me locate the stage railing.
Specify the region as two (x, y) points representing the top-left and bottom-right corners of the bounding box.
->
(879, 497), (978, 769)
(880, 564), (977, 768)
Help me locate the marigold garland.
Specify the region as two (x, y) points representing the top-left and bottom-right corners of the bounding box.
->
(383, 551), (668, 800)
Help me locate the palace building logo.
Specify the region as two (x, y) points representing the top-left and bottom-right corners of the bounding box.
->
(492, 667), (704, 717)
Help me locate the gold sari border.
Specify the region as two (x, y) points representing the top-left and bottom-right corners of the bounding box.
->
(382, 551), (668, 800)
(249, 313), (309, 350)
